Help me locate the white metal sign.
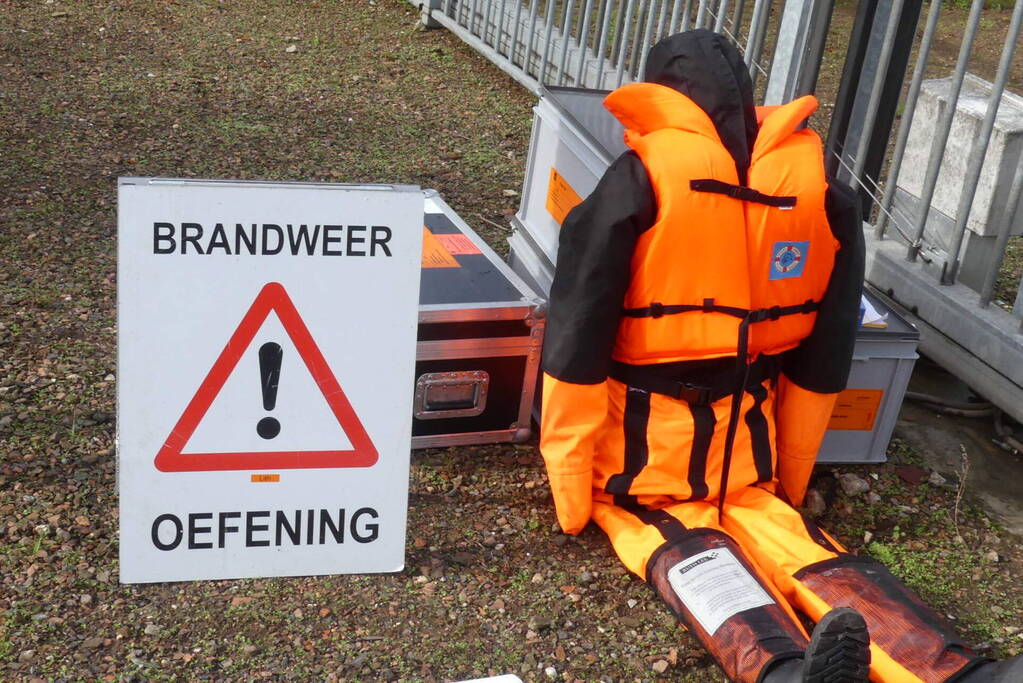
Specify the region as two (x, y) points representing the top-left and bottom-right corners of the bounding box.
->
(117, 178), (423, 583)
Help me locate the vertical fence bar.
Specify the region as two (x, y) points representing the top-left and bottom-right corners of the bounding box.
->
(680, 0), (695, 32)
(638, 0), (661, 78)
(714, 0), (730, 33)
(495, 0), (510, 55)
(906, 0), (985, 262)
(510, 0), (527, 66)
(524, 0), (541, 74)
(627, 0), (647, 76)
(556, 0), (577, 85)
(730, 0), (746, 40)
(575, 0), (597, 85)
(655, 0), (670, 44)
(669, 0), (685, 34)
(538, 0), (558, 84)
(594, 0), (615, 87)
(944, 0), (1023, 284)
(745, 0), (767, 71)
(469, 0), (481, 34)
(746, 0), (772, 84)
(615, 0), (638, 87)
(482, 0), (495, 44)
(850, 0), (907, 183)
(696, 0), (710, 28)
(444, 0), (456, 18)
(875, 0), (942, 240)
(979, 161), (1023, 308)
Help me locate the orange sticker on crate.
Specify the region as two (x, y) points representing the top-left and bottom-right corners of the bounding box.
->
(545, 168), (582, 226)
(421, 227), (460, 268)
(827, 389), (884, 431)
(251, 473), (280, 483)
(435, 233), (481, 255)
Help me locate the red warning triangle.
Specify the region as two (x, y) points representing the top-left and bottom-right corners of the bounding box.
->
(154, 282), (377, 472)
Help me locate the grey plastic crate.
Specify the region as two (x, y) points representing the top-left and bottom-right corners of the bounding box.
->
(817, 291), (919, 463)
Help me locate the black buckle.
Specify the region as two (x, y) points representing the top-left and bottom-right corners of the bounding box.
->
(702, 298), (715, 312)
(649, 302), (664, 319)
(728, 185), (742, 199)
(749, 309), (768, 323)
(768, 305), (782, 321)
(802, 299), (816, 313)
(675, 382), (712, 405)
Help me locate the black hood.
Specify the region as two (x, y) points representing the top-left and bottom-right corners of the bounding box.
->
(643, 29), (758, 182)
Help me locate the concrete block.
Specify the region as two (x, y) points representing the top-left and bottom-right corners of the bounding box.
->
(896, 73), (1023, 239)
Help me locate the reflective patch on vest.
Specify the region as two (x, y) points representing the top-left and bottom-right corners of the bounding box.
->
(666, 547), (775, 635)
(770, 241), (809, 280)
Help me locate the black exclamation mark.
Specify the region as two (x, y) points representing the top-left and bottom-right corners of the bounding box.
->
(257, 342), (282, 439)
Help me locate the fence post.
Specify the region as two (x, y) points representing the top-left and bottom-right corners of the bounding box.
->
(765, 0), (835, 105)
(419, 0), (443, 28)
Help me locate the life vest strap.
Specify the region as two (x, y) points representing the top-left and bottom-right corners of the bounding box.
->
(622, 299), (819, 321)
(690, 178), (797, 209)
(609, 355), (780, 405)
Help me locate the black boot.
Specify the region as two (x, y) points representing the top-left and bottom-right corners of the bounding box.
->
(954, 654), (1023, 682)
(760, 608), (870, 683)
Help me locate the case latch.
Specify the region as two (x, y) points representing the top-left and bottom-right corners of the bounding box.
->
(414, 371), (490, 419)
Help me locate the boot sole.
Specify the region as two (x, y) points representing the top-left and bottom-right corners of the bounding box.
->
(804, 608), (871, 683)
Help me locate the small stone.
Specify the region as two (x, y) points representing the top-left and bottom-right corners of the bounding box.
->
(34, 524), (50, 536)
(144, 623), (161, 636)
(544, 666), (558, 679)
(627, 599), (638, 608)
(292, 608), (303, 619)
(80, 594), (93, 606)
(18, 650), (35, 663)
(82, 637), (104, 649)
(652, 659), (669, 674)
(866, 492), (882, 505)
(837, 473), (870, 497)
(502, 189), (519, 197)
(241, 644), (258, 655)
(285, 44), (298, 53)
(230, 596), (253, 607)
(984, 550), (1000, 563)
(927, 471), (947, 487)
(805, 488), (826, 516)
(531, 573), (544, 584)
(863, 530), (873, 544)
(96, 570), (110, 583)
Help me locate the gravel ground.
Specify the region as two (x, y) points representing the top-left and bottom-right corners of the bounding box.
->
(1, 1), (1021, 681)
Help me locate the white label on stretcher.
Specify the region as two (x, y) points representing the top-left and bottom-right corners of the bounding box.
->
(666, 547), (775, 636)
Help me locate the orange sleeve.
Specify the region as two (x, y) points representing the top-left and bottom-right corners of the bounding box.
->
(774, 374), (838, 507)
(539, 373), (606, 535)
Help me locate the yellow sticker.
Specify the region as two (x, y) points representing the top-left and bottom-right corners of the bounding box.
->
(545, 168), (582, 226)
(827, 389), (884, 431)
(250, 473), (280, 483)
(421, 227), (460, 268)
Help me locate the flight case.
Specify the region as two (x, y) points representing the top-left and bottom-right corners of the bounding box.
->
(414, 190), (545, 449)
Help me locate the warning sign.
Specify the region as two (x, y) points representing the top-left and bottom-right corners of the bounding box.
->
(117, 178), (422, 583)
(153, 282), (377, 472)
(545, 168), (582, 226)
(828, 389), (884, 431)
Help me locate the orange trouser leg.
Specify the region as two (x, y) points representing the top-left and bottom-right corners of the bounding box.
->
(592, 500), (809, 683)
(721, 486), (985, 683)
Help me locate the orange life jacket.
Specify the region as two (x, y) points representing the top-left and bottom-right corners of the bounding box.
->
(603, 83), (838, 366)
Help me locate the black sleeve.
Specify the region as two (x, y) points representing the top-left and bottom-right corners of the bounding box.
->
(781, 178), (865, 393)
(541, 152), (658, 385)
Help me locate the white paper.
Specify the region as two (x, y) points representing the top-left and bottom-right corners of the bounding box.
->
(667, 547), (775, 635)
(861, 294), (888, 328)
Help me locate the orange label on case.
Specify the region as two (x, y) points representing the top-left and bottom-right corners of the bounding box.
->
(251, 474), (280, 483)
(545, 168), (582, 225)
(435, 233), (481, 255)
(421, 227), (460, 268)
(827, 389), (884, 431)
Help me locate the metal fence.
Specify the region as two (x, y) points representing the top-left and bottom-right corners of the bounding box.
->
(415, 0), (799, 93)
(415, 0), (1023, 423)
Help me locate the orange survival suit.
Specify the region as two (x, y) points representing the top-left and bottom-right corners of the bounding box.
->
(540, 31), (987, 683)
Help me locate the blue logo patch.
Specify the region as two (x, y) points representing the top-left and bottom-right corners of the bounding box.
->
(770, 241), (809, 280)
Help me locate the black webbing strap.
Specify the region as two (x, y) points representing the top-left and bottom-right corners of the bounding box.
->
(609, 355), (780, 405)
(622, 298), (818, 321)
(690, 179), (797, 209)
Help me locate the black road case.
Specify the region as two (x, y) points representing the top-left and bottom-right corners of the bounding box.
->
(413, 190), (545, 448)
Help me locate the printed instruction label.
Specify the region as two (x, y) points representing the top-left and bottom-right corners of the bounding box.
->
(828, 388), (884, 431)
(434, 232), (481, 255)
(545, 168), (582, 226)
(667, 547), (774, 636)
(421, 227), (460, 268)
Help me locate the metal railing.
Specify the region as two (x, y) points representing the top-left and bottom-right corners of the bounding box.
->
(415, 0), (784, 93)
(827, 0), (1023, 422)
